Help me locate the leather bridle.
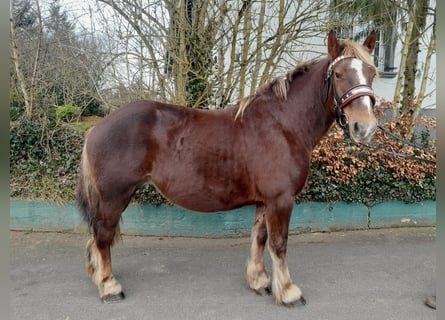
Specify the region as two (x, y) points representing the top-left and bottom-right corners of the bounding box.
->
(324, 55), (376, 129)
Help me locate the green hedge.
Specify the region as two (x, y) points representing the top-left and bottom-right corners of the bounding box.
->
(299, 159), (436, 205)
(56, 104), (81, 122)
(10, 117), (83, 201)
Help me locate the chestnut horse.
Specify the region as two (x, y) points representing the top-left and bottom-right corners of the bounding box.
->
(77, 30), (378, 305)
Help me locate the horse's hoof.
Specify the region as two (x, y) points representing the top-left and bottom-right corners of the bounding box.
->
(284, 295), (307, 307)
(101, 291), (125, 303)
(254, 286), (272, 296)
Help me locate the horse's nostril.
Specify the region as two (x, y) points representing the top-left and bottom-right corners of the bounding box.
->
(353, 122), (366, 136)
(352, 121), (376, 138)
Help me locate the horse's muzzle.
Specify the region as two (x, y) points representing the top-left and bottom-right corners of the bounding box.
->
(349, 120), (377, 143)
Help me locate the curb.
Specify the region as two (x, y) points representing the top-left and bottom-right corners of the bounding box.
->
(10, 200), (435, 237)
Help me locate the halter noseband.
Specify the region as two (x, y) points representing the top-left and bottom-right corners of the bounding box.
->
(324, 55), (376, 129)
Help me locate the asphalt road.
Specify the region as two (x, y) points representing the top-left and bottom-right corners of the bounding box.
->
(10, 227), (436, 320)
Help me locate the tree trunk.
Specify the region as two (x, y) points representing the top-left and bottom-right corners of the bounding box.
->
(400, 0), (429, 114)
(224, 0), (252, 103)
(392, 13), (414, 119)
(406, 9), (435, 139)
(10, 13), (32, 117)
(260, 0), (285, 85)
(29, 0), (43, 114)
(169, 0), (188, 106)
(238, 1), (252, 99)
(249, 0), (267, 95)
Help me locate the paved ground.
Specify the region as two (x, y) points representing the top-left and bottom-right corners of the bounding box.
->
(11, 227), (436, 320)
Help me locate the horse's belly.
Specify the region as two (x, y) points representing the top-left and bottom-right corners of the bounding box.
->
(153, 182), (253, 213)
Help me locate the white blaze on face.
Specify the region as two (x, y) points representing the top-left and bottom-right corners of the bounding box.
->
(350, 58), (373, 112)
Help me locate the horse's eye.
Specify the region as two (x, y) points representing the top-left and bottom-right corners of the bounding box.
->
(335, 72), (341, 79)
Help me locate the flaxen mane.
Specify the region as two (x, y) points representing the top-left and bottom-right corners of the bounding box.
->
(234, 38), (377, 120)
(341, 39), (376, 71)
(235, 60), (318, 120)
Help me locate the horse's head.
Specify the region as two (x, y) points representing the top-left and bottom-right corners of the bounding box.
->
(326, 30), (378, 143)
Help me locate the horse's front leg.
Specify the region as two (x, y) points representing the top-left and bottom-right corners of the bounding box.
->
(265, 198), (305, 305)
(246, 204), (271, 294)
(86, 216), (125, 303)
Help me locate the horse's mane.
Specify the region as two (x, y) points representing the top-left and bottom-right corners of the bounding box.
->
(342, 39), (376, 68)
(235, 39), (377, 120)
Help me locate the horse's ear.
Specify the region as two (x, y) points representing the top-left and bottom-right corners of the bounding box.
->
(328, 30), (340, 58)
(363, 30), (377, 53)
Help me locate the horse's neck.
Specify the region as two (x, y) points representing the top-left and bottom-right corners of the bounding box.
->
(284, 59), (335, 148)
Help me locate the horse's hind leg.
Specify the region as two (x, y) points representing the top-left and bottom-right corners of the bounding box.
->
(265, 198), (304, 305)
(246, 204), (271, 294)
(86, 202), (125, 302)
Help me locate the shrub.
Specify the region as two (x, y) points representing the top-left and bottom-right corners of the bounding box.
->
(10, 116), (83, 203)
(80, 100), (105, 117)
(56, 104), (81, 122)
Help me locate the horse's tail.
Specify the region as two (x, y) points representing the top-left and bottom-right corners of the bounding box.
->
(76, 128), (99, 231)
